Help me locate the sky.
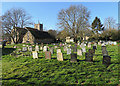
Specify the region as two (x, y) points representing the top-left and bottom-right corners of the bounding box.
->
(2, 2), (118, 31)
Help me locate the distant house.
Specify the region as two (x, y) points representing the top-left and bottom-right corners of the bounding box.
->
(11, 23), (55, 44)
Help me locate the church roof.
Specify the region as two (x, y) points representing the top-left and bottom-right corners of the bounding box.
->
(25, 27), (55, 39)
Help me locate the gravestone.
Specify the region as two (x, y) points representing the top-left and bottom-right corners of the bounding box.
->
(57, 52), (63, 61)
(82, 47), (86, 53)
(85, 52), (93, 62)
(54, 46), (57, 49)
(88, 44), (91, 48)
(102, 50), (108, 56)
(32, 51), (38, 59)
(77, 49), (82, 56)
(14, 46), (17, 48)
(103, 56), (111, 66)
(64, 46), (67, 51)
(45, 51), (51, 59)
(70, 53), (77, 62)
(22, 47), (27, 52)
(50, 48), (54, 54)
(101, 46), (107, 51)
(57, 49), (61, 53)
(28, 46), (32, 51)
(67, 48), (71, 55)
(35, 45), (39, 51)
(98, 42), (101, 45)
(88, 49), (95, 56)
(43, 46), (48, 52)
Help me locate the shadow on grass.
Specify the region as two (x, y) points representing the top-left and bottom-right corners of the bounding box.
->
(2, 48), (16, 55)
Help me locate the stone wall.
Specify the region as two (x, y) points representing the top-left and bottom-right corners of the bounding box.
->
(22, 31), (34, 44)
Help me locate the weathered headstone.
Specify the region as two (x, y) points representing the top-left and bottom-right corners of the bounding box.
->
(88, 49), (95, 56)
(57, 52), (63, 61)
(85, 52), (93, 62)
(28, 46), (32, 51)
(50, 48), (54, 54)
(22, 47), (27, 52)
(64, 46), (67, 51)
(70, 53), (77, 62)
(57, 49), (61, 53)
(88, 44), (91, 48)
(67, 48), (71, 55)
(102, 50), (108, 56)
(77, 49), (82, 56)
(82, 47), (86, 53)
(45, 51), (51, 59)
(103, 56), (111, 66)
(32, 51), (38, 59)
(35, 45), (39, 51)
(43, 46), (48, 52)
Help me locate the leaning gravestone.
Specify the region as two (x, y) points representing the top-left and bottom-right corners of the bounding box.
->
(57, 52), (63, 61)
(32, 51), (38, 59)
(85, 52), (93, 62)
(103, 56), (111, 66)
(67, 48), (71, 55)
(45, 51), (51, 59)
(70, 53), (77, 62)
(77, 49), (82, 56)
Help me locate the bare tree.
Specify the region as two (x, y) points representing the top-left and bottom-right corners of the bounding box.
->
(57, 5), (90, 42)
(2, 8), (33, 44)
(104, 17), (116, 30)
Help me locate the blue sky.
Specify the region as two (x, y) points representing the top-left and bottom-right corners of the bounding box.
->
(2, 2), (118, 31)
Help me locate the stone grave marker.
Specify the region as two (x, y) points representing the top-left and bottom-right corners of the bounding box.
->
(40, 46), (43, 50)
(82, 47), (86, 53)
(43, 46), (48, 52)
(64, 46), (67, 51)
(85, 52), (93, 62)
(102, 50), (108, 56)
(70, 53), (77, 62)
(77, 49), (82, 56)
(35, 44), (39, 51)
(101, 46), (107, 51)
(88, 43), (91, 48)
(57, 52), (63, 61)
(32, 51), (38, 59)
(50, 48), (54, 54)
(22, 47), (27, 52)
(28, 46), (32, 51)
(45, 51), (51, 59)
(57, 49), (61, 53)
(67, 48), (71, 55)
(88, 49), (95, 56)
(103, 56), (111, 66)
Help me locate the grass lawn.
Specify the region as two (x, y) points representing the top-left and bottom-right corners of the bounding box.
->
(2, 43), (120, 86)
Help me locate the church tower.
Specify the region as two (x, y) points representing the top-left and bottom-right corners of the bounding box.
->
(34, 21), (43, 31)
